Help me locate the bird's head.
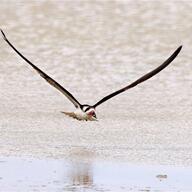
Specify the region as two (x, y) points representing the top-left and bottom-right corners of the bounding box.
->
(82, 105), (97, 121)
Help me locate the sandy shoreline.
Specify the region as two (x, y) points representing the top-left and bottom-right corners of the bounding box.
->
(1, 104), (192, 166)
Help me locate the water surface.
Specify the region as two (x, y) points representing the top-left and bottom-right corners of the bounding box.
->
(1, 157), (192, 192)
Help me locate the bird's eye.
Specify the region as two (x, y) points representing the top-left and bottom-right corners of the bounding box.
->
(92, 112), (97, 118)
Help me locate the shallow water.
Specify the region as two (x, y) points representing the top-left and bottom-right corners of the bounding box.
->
(1, 157), (192, 192)
(0, 1), (192, 191)
(0, 0), (192, 165)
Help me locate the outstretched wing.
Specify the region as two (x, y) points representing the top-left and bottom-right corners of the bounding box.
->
(1, 29), (81, 109)
(93, 46), (182, 108)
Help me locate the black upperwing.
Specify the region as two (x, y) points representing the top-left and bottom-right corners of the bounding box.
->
(93, 46), (182, 108)
(1, 29), (81, 109)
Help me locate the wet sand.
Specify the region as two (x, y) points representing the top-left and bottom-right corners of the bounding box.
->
(0, 1), (192, 191)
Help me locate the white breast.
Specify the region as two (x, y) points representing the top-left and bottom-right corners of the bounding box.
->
(74, 108), (88, 120)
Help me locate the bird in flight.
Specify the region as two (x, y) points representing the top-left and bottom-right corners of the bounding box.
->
(1, 29), (182, 121)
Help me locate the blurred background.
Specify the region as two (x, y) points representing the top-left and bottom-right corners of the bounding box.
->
(0, 0), (192, 164)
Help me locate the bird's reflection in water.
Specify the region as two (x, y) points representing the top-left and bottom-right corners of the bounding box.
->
(70, 161), (93, 187)
(68, 148), (94, 188)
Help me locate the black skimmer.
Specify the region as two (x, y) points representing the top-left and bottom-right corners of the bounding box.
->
(1, 29), (182, 121)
